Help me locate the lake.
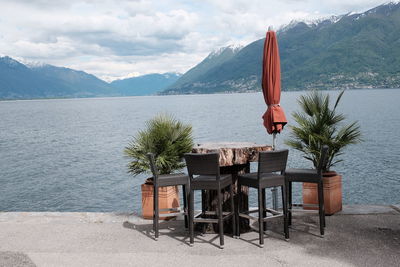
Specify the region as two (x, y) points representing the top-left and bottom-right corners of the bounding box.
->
(0, 89), (399, 213)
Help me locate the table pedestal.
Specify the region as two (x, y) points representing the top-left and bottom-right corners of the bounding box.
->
(195, 163), (251, 234)
(192, 142), (272, 234)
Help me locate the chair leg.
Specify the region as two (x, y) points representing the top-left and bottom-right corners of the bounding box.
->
(229, 184), (236, 238)
(236, 180), (241, 238)
(262, 188), (267, 230)
(201, 190), (206, 234)
(189, 189), (194, 246)
(217, 187), (224, 248)
(258, 187), (264, 247)
(152, 191), (156, 232)
(281, 185), (289, 240)
(183, 184), (188, 229)
(318, 181), (325, 236)
(321, 183), (326, 228)
(153, 185), (159, 240)
(288, 181), (292, 226)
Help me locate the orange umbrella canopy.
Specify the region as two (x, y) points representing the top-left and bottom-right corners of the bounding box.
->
(262, 30), (287, 134)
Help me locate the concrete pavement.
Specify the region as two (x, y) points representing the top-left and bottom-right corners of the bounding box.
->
(0, 205), (399, 267)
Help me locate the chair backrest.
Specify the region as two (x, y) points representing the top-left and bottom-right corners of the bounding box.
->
(258, 149), (289, 175)
(184, 152), (220, 179)
(147, 153), (159, 184)
(317, 145), (329, 175)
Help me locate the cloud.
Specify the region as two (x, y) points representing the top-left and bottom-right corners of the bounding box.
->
(0, 0), (389, 80)
(65, 51), (205, 82)
(311, 0), (386, 13)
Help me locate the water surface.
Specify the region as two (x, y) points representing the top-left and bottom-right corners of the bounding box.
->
(0, 89), (399, 212)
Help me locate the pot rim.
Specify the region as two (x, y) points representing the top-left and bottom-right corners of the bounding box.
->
(144, 177), (154, 185)
(323, 171), (338, 177)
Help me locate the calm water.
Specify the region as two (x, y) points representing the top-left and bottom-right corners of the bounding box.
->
(1, 89), (399, 213)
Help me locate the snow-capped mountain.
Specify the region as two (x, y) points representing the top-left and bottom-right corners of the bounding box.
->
(163, 45), (242, 93)
(0, 56), (181, 99)
(163, 1), (400, 94)
(280, 15), (344, 33)
(280, 1), (400, 33)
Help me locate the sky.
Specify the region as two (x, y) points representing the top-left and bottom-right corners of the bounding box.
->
(0, 0), (393, 81)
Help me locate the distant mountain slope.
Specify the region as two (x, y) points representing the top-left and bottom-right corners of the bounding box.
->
(110, 73), (181, 96)
(280, 2), (400, 90)
(163, 1), (400, 94)
(164, 45), (242, 94)
(0, 57), (55, 99)
(30, 64), (112, 96)
(0, 57), (114, 99)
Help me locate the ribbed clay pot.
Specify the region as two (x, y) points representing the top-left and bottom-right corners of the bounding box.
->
(302, 171), (342, 215)
(141, 179), (180, 220)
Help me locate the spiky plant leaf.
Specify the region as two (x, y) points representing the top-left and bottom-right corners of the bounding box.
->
(124, 114), (194, 176)
(285, 90), (362, 172)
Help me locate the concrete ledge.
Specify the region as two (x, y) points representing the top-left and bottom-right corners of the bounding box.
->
(0, 212), (144, 224)
(337, 205), (400, 215)
(0, 205), (398, 224)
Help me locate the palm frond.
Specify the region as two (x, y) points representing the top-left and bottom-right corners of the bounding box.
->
(124, 113), (194, 176)
(285, 90), (362, 172)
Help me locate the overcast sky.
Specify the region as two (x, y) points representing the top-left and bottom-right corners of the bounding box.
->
(0, 0), (391, 81)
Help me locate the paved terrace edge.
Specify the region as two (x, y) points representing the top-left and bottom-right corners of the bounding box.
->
(0, 205), (398, 223)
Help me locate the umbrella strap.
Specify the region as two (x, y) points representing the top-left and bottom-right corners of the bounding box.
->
(268, 104), (280, 107)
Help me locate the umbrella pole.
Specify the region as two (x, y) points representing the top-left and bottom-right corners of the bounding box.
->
(271, 133), (278, 210)
(272, 133), (276, 150)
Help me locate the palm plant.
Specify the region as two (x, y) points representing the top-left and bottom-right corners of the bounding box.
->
(285, 90), (362, 172)
(124, 114), (194, 176)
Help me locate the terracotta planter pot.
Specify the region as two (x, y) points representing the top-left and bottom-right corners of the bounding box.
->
(302, 171), (342, 215)
(141, 181), (180, 220)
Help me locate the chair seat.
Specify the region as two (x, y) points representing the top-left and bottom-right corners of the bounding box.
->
(191, 174), (232, 190)
(285, 168), (320, 183)
(237, 172), (284, 188)
(156, 173), (189, 187)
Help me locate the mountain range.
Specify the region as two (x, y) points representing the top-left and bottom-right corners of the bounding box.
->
(0, 57), (180, 99)
(164, 1), (400, 94)
(1, 1), (400, 99)
(110, 73), (180, 96)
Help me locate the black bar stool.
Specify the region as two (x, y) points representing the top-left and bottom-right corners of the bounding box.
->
(236, 149), (289, 247)
(184, 152), (236, 249)
(285, 145), (329, 236)
(147, 153), (189, 240)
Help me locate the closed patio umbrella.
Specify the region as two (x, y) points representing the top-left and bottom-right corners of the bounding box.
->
(262, 26), (287, 209)
(262, 27), (287, 149)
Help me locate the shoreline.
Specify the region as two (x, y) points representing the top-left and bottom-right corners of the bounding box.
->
(1, 87), (399, 102)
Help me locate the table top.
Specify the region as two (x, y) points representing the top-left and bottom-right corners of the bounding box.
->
(192, 142), (272, 166)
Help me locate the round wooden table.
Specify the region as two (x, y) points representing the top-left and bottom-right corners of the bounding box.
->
(192, 142), (272, 234)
